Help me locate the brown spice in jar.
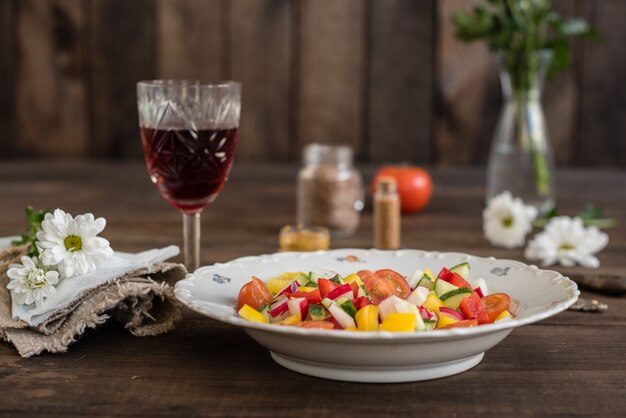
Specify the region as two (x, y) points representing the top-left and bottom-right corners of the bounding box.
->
(297, 165), (361, 236)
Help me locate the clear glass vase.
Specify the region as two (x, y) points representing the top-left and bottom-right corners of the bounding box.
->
(486, 51), (555, 214)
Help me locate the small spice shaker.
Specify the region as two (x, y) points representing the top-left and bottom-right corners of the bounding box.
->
(297, 144), (364, 237)
(374, 176), (401, 249)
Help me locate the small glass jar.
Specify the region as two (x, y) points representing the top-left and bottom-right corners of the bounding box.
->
(279, 225), (330, 252)
(297, 144), (364, 237)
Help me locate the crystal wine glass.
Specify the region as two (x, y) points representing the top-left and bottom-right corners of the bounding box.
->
(137, 80), (241, 271)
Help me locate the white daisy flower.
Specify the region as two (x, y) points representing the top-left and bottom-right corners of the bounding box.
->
(483, 191), (538, 249)
(37, 209), (113, 278)
(7, 256), (59, 307)
(525, 216), (608, 268)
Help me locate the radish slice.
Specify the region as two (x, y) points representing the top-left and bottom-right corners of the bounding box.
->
(419, 306), (436, 320)
(327, 284), (353, 300)
(327, 303), (356, 329)
(276, 281), (300, 298)
(406, 269), (424, 289)
(406, 286), (430, 306)
(471, 278), (489, 298)
(269, 298), (289, 318)
(377, 295), (405, 321)
(439, 307), (464, 320)
(287, 297), (308, 320)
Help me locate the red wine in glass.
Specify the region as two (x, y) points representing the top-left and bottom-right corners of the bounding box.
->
(140, 127), (238, 214)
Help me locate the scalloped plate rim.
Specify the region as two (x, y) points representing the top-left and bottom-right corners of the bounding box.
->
(174, 248), (579, 341)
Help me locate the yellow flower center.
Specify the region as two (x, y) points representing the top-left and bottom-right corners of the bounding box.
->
(559, 243), (575, 251)
(64, 235), (82, 252)
(501, 216), (514, 228)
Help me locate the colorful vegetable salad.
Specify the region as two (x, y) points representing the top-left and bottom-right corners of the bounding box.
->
(236, 263), (513, 332)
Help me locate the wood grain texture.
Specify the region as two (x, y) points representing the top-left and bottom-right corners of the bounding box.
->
(229, 0), (293, 162)
(578, 0), (626, 166)
(0, 0), (15, 158)
(0, 162), (624, 417)
(14, 0), (88, 157)
(368, 0), (435, 163)
(435, 0), (584, 166)
(156, 0), (223, 81)
(89, 0), (156, 158)
(297, 0), (366, 157)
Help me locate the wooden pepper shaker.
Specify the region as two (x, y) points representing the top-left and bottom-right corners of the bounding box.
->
(374, 176), (400, 249)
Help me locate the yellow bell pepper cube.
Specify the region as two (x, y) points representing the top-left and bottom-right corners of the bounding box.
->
(278, 315), (300, 325)
(422, 291), (445, 316)
(423, 268), (434, 279)
(436, 314), (459, 329)
(266, 272), (300, 294)
(298, 286), (318, 293)
(238, 304), (269, 324)
(344, 273), (363, 286)
(344, 326), (359, 332)
(379, 313), (416, 332)
(355, 304), (379, 331)
(495, 310), (513, 322)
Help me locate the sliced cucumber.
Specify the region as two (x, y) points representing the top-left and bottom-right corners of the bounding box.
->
(258, 304), (271, 321)
(450, 262), (470, 280)
(440, 288), (473, 309)
(297, 272), (311, 286)
(309, 304), (326, 321)
(423, 318), (437, 331)
(330, 274), (343, 285)
(339, 299), (358, 318)
(305, 281), (318, 288)
(435, 279), (458, 297)
(358, 284), (373, 302)
(417, 275), (435, 291)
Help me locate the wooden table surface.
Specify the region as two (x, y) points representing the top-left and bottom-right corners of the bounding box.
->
(0, 161), (624, 418)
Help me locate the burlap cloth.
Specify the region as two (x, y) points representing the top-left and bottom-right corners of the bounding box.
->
(0, 245), (186, 358)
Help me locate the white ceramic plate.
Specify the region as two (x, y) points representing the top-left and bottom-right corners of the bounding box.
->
(175, 249), (578, 383)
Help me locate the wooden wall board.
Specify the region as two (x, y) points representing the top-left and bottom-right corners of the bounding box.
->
(14, 0), (89, 157)
(229, 0), (293, 162)
(156, 0), (223, 81)
(578, 0), (626, 166)
(435, 0), (583, 166)
(296, 0), (366, 159)
(89, 0), (156, 159)
(368, 0), (435, 164)
(434, 0), (498, 166)
(0, 0), (16, 158)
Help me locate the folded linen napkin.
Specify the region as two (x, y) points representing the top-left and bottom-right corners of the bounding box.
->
(0, 245), (186, 358)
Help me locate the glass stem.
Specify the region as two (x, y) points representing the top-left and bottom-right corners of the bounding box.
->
(183, 212), (201, 272)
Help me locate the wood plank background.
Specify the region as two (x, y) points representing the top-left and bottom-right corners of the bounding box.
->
(0, 0), (624, 166)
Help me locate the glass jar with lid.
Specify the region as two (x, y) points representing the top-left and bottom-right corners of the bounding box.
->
(297, 143), (364, 238)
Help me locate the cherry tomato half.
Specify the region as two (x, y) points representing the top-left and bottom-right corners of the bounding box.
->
(293, 320), (334, 330)
(443, 319), (478, 329)
(481, 293), (511, 323)
(237, 277), (273, 310)
(356, 270), (374, 282)
(363, 269), (411, 304)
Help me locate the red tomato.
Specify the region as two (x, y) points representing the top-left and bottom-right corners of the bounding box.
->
(356, 270), (374, 282)
(353, 296), (372, 311)
(363, 269), (411, 304)
(287, 290), (322, 305)
(349, 281), (360, 298)
(459, 293), (490, 324)
(293, 320), (334, 330)
(443, 319), (478, 328)
(371, 166), (433, 213)
(237, 277), (273, 310)
(318, 278), (339, 299)
(481, 293), (511, 323)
